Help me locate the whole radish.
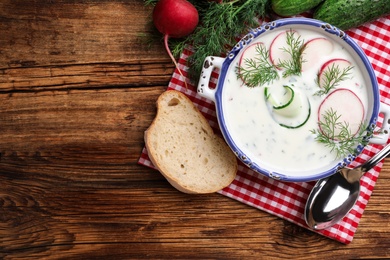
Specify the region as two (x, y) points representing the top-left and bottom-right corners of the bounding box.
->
(152, 0), (199, 78)
(153, 0), (199, 87)
(153, 0), (199, 39)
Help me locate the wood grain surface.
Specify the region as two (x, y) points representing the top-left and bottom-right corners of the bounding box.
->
(1, 1), (390, 259)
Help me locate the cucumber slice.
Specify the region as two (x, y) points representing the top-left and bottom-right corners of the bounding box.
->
(265, 85), (303, 118)
(274, 100), (311, 129)
(265, 85), (311, 128)
(265, 85), (295, 110)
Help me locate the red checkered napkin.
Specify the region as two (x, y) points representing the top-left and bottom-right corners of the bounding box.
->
(139, 15), (390, 244)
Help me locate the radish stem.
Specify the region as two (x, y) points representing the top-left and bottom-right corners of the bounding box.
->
(164, 34), (188, 89)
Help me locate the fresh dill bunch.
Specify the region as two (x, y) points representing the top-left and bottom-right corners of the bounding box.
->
(277, 30), (306, 78)
(310, 108), (367, 159)
(315, 64), (354, 96)
(174, 0), (270, 82)
(237, 44), (279, 87)
(144, 0), (270, 83)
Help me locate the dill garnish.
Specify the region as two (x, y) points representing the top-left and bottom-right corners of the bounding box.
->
(315, 63), (353, 96)
(237, 44), (279, 88)
(277, 30), (306, 78)
(310, 108), (367, 159)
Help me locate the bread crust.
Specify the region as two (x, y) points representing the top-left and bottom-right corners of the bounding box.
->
(144, 90), (237, 194)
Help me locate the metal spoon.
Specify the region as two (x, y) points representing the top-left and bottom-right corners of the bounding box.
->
(305, 143), (390, 230)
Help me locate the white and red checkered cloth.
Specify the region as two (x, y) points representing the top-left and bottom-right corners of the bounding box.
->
(139, 15), (390, 244)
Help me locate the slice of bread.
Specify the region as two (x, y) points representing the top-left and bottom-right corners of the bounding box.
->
(144, 90), (237, 194)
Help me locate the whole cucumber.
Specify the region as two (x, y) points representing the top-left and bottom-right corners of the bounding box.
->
(314, 0), (390, 30)
(272, 0), (324, 17)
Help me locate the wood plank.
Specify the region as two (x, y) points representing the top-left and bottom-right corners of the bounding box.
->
(0, 0), (165, 67)
(0, 61), (174, 91)
(0, 87), (164, 159)
(0, 0), (176, 92)
(2, 169), (390, 259)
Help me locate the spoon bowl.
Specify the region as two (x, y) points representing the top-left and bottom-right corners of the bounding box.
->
(304, 171), (361, 230)
(305, 143), (390, 230)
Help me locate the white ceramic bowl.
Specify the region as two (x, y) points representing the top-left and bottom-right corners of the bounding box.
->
(197, 18), (390, 182)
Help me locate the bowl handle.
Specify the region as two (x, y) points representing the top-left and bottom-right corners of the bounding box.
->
(370, 102), (390, 144)
(197, 56), (225, 102)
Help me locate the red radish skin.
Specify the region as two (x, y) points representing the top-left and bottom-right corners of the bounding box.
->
(318, 58), (352, 89)
(152, 0), (199, 87)
(301, 38), (333, 72)
(318, 88), (364, 138)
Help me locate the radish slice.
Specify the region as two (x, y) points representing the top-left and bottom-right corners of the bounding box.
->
(238, 42), (278, 87)
(302, 38), (334, 72)
(269, 30), (298, 68)
(318, 58), (352, 89)
(239, 42), (266, 71)
(238, 42), (266, 85)
(318, 88), (364, 137)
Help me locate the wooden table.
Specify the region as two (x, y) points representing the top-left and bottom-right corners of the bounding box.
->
(1, 1), (390, 259)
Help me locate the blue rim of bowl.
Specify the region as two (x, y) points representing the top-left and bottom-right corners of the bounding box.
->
(214, 17), (380, 182)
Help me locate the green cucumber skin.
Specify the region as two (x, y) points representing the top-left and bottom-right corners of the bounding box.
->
(314, 0), (390, 30)
(272, 0), (324, 16)
(265, 85), (295, 110)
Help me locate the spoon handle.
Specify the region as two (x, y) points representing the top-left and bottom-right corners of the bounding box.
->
(361, 143), (390, 173)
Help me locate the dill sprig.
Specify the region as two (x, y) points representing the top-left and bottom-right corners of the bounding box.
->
(315, 64), (353, 96)
(277, 30), (306, 78)
(310, 108), (367, 159)
(144, 0), (271, 83)
(237, 44), (279, 87)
